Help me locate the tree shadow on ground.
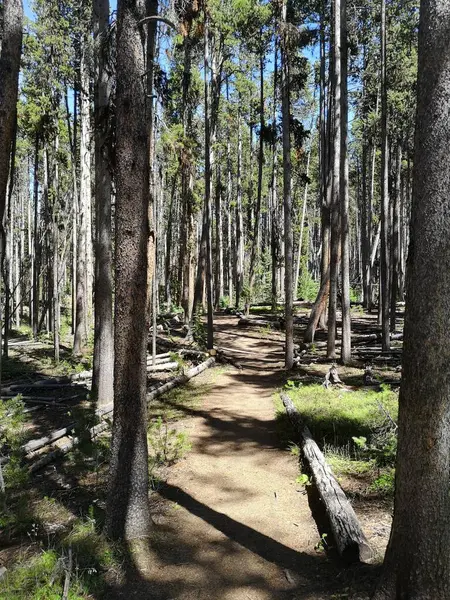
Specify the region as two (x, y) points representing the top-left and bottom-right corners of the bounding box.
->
(100, 484), (380, 600)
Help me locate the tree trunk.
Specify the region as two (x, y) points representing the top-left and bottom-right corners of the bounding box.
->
(373, 2), (450, 596)
(327, 0), (341, 360)
(281, 0), (293, 369)
(306, 10), (330, 340)
(340, 0), (351, 364)
(380, 0), (390, 351)
(235, 107), (244, 309)
(294, 127), (312, 299)
(73, 46), (91, 355)
(214, 164), (224, 308)
(389, 142), (401, 333)
(0, 0), (23, 373)
(203, 8), (214, 349)
(247, 48), (265, 312)
(105, 0), (151, 541)
(92, 0), (114, 407)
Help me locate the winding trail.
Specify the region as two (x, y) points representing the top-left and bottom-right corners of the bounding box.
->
(110, 315), (373, 599)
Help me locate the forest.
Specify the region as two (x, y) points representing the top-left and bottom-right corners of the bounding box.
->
(1, 0), (450, 598)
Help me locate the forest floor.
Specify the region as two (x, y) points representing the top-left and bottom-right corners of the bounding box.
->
(106, 314), (391, 600)
(0, 311), (397, 599)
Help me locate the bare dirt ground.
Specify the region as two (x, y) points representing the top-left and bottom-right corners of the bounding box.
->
(106, 315), (384, 600)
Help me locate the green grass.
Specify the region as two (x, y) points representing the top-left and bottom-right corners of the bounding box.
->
(277, 384), (398, 497)
(0, 520), (122, 599)
(278, 384), (398, 448)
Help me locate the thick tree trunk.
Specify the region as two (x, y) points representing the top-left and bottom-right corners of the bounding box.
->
(380, 0), (390, 351)
(247, 50), (265, 312)
(180, 35), (196, 324)
(105, 0), (151, 541)
(235, 108), (244, 309)
(327, 0), (341, 360)
(203, 9), (214, 349)
(0, 0), (23, 373)
(92, 0), (114, 407)
(73, 47), (91, 355)
(340, 0), (351, 364)
(373, 2), (450, 597)
(281, 0), (293, 369)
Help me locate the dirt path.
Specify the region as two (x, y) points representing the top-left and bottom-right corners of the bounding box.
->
(109, 316), (375, 599)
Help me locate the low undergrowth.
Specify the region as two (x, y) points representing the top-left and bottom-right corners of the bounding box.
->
(277, 383), (398, 497)
(0, 364), (219, 598)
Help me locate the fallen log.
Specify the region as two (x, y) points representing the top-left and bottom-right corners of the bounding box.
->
(24, 424), (76, 454)
(238, 317), (281, 329)
(281, 392), (372, 563)
(27, 357), (216, 471)
(146, 361), (179, 372)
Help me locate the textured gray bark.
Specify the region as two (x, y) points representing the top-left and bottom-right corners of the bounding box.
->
(235, 108), (244, 309)
(373, 1), (450, 597)
(247, 50), (265, 311)
(281, 0), (293, 369)
(0, 0), (23, 366)
(105, 0), (151, 541)
(203, 9), (214, 349)
(73, 47), (91, 355)
(340, 0), (351, 364)
(92, 0), (114, 407)
(380, 0), (390, 351)
(327, 0), (341, 360)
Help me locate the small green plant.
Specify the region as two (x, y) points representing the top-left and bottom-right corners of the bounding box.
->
(219, 296), (230, 309)
(0, 396), (28, 500)
(370, 470), (395, 496)
(296, 473), (311, 486)
(314, 533), (328, 553)
(288, 443), (300, 456)
(148, 417), (191, 467)
(191, 312), (207, 349)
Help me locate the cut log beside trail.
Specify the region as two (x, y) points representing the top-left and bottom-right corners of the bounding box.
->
(281, 392), (372, 563)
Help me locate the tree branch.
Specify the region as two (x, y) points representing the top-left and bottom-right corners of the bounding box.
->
(137, 16), (177, 30)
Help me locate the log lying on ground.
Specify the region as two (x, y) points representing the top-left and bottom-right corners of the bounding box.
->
(26, 357), (215, 471)
(353, 332), (403, 342)
(146, 361), (179, 372)
(238, 317), (282, 329)
(281, 392), (372, 563)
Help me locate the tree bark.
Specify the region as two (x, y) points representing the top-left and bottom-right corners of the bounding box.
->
(92, 0), (114, 406)
(281, 0), (293, 369)
(327, 0), (341, 360)
(73, 46), (91, 355)
(105, 0), (151, 541)
(0, 0), (23, 376)
(380, 0), (390, 351)
(373, 1), (450, 596)
(340, 0), (351, 364)
(203, 7), (214, 349)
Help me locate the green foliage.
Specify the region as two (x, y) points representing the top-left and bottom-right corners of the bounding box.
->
(278, 384), (399, 498)
(370, 470), (395, 496)
(0, 397), (28, 497)
(219, 296), (230, 309)
(296, 473), (310, 486)
(191, 312), (207, 349)
(148, 417), (192, 469)
(297, 269), (319, 302)
(280, 384), (398, 447)
(0, 513), (121, 599)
